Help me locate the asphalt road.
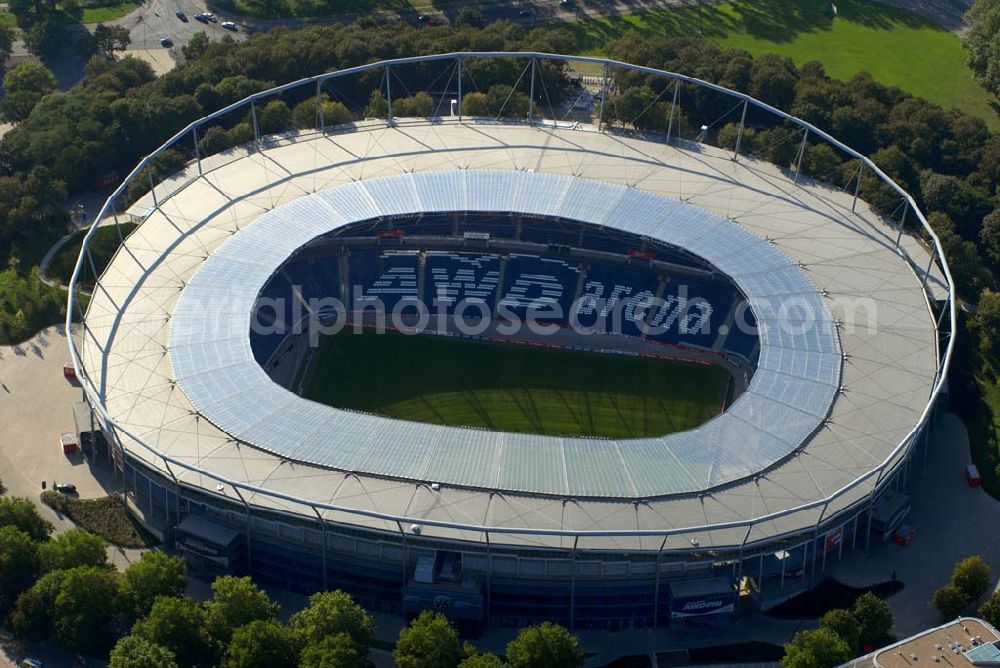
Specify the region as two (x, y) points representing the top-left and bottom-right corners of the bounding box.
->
(98, 0), (248, 53)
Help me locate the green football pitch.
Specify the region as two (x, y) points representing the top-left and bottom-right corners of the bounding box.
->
(301, 330), (728, 438)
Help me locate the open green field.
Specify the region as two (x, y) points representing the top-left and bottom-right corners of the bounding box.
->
(78, 1), (139, 22)
(553, 0), (998, 128)
(302, 330), (727, 438)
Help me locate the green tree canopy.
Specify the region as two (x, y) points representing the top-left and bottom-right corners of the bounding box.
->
(38, 527), (107, 573)
(132, 595), (214, 667)
(256, 98), (290, 134)
(819, 608), (861, 654)
(223, 619), (297, 668)
(93, 24), (131, 58)
(933, 583), (971, 621)
(0, 497), (53, 540)
(109, 634), (180, 668)
(298, 632), (366, 668)
(122, 551), (186, 618)
(2, 61), (58, 122)
(10, 568), (67, 640)
(394, 611), (463, 668)
(459, 652), (506, 668)
(952, 555), (993, 601)
(979, 589), (1000, 628)
(780, 627), (852, 668)
(204, 575), (280, 646)
(0, 526), (39, 615)
(964, 0), (1000, 96)
(852, 592), (893, 646)
(505, 622), (583, 668)
(289, 589), (375, 654)
(51, 565), (123, 656)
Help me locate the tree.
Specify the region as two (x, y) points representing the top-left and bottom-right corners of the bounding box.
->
(952, 555), (992, 601)
(454, 7), (486, 28)
(461, 92), (490, 117)
(197, 126), (232, 156)
(132, 596), (214, 668)
(298, 632), (366, 668)
(394, 92), (434, 118)
(0, 497), (53, 540)
(291, 98), (353, 130)
(933, 583), (971, 621)
(45, 566), (123, 656)
(802, 143), (844, 184)
(22, 19), (63, 58)
(505, 622), (584, 668)
(780, 628), (852, 668)
(109, 634), (180, 668)
(460, 653), (506, 668)
(364, 89), (389, 118)
(0, 526), (39, 615)
(93, 24), (131, 58)
(819, 608), (861, 654)
(289, 590), (375, 655)
(182, 31), (210, 61)
(122, 551), (186, 618)
(204, 576), (279, 646)
(223, 619), (297, 668)
(256, 99), (290, 135)
(964, 0), (1000, 96)
(2, 62), (58, 122)
(0, 26), (14, 62)
(394, 611), (463, 668)
(979, 589), (1000, 628)
(11, 569), (66, 640)
(38, 527), (107, 573)
(980, 209), (1000, 268)
(853, 592), (893, 646)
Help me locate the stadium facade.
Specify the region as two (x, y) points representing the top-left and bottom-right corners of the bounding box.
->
(69, 53), (954, 631)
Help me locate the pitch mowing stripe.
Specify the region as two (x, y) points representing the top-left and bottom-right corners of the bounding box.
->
(302, 330), (727, 439)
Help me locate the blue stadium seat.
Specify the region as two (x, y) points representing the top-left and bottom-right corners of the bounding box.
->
(283, 256), (340, 303)
(350, 249), (421, 314)
(250, 272), (295, 365)
(573, 263), (662, 337)
(423, 252), (501, 316)
(498, 253), (582, 321)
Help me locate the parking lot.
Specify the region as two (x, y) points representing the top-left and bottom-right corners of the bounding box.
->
(0, 325), (116, 532)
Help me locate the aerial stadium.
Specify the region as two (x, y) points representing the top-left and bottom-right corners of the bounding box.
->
(68, 53), (954, 631)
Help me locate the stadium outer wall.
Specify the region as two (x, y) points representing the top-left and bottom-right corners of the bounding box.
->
(67, 53), (955, 631)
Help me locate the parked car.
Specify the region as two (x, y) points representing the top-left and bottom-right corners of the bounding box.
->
(221, 21), (237, 31)
(193, 13), (208, 22)
(205, 13), (217, 22)
(175, 10), (187, 20)
(54, 482), (77, 494)
(160, 37), (173, 47)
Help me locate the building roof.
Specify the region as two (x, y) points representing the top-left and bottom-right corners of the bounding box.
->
(169, 170), (839, 499)
(847, 617), (1000, 667)
(80, 121), (942, 549)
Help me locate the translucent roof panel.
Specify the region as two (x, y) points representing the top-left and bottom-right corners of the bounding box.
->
(169, 170), (841, 499)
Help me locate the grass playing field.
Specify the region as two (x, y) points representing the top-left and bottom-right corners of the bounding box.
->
(554, 0), (998, 129)
(302, 330), (727, 438)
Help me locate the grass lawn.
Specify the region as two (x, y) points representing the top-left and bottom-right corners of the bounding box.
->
(552, 0), (998, 128)
(78, 1), (139, 22)
(303, 330), (726, 438)
(41, 492), (157, 548)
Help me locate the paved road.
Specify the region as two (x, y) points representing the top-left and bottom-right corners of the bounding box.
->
(828, 410), (1000, 638)
(98, 0), (247, 54)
